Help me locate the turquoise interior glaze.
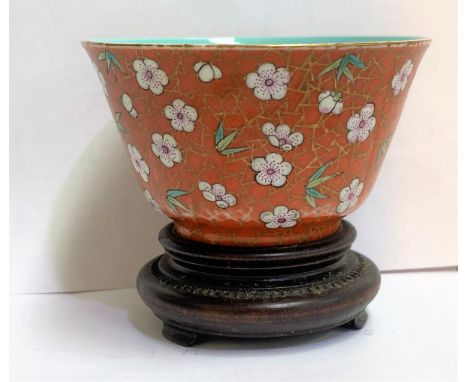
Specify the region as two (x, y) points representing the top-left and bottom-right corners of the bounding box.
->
(89, 36), (425, 45)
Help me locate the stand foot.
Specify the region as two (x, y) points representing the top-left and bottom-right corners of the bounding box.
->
(137, 220), (380, 346)
(345, 310), (368, 330)
(162, 324), (202, 346)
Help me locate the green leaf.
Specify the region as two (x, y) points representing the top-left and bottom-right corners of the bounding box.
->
(306, 160), (336, 208)
(166, 189), (191, 214)
(106, 53), (113, 72)
(306, 175), (336, 189)
(166, 189), (188, 198)
(221, 147), (249, 155)
(381, 142), (389, 154)
(337, 55), (351, 81)
(113, 57), (123, 70)
(97, 52), (106, 61)
(305, 187), (329, 208)
(166, 196), (191, 214)
(348, 54), (365, 68)
(114, 113), (127, 133)
(104, 51), (123, 73)
(115, 122), (127, 134)
(216, 129), (240, 152)
(377, 143), (387, 161)
(343, 67), (354, 82)
(377, 133), (394, 161)
(309, 160), (334, 181)
(307, 188), (328, 199)
(167, 201), (178, 214)
(318, 58), (341, 77)
(215, 121), (224, 145)
(305, 194), (317, 208)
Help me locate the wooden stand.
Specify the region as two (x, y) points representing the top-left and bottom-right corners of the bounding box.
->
(137, 220), (380, 346)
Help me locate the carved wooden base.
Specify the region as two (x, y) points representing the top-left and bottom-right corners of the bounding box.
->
(137, 220), (380, 346)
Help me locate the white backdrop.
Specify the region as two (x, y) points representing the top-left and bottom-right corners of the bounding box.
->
(10, 0), (457, 294)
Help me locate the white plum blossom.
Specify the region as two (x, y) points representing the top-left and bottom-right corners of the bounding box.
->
(261, 123), (303, 151)
(151, 133), (182, 168)
(121, 93), (137, 118)
(347, 103), (377, 143)
(251, 153), (292, 187)
(164, 99), (198, 132)
(132, 58), (168, 95)
(93, 63), (108, 97)
(143, 189), (161, 212)
(198, 182), (237, 209)
(246, 63), (290, 100)
(392, 59), (413, 96)
(318, 90), (344, 115)
(260, 206), (300, 229)
(336, 178), (364, 214)
(194, 62), (222, 82)
(128, 144), (149, 182)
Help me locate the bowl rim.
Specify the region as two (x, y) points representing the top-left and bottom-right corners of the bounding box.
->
(82, 36), (431, 48)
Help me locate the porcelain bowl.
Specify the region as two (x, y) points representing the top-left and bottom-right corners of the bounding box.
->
(83, 37), (430, 246)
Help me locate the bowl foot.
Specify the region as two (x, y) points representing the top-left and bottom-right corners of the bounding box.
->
(137, 220), (380, 346)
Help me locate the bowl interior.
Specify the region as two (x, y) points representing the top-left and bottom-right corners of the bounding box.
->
(87, 36), (427, 46)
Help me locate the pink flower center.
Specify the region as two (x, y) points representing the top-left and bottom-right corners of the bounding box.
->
(215, 195), (222, 201)
(176, 112), (184, 120)
(348, 192), (355, 200)
(161, 145), (170, 154)
(266, 168), (276, 175)
(359, 120), (366, 129)
(277, 217), (287, 224)
(146, 70), (153, 79)
(264, 78), (274, 87)
(278, 138), (286, 145)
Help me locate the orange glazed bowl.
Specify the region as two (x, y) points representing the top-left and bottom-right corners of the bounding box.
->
(83, 37), (430, 247)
